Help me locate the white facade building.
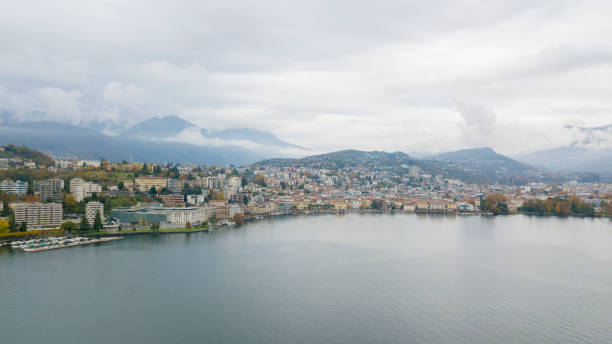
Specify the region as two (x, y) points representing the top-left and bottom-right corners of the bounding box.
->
(0, 180), (28, 196)
(149, 207), (206, 225)
(86, 201), (104, 225)
(186, 194), (206, 205)
(10, 202), (62, 228)
(70, 178), (102, 202)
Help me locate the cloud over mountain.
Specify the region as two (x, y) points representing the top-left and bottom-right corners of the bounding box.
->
(1, 1), (611, 155)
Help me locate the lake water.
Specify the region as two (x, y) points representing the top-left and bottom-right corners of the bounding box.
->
(2, 214), (612, 343)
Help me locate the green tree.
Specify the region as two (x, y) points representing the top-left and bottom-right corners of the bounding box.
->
(61, 221), (77, 233)
(118, 181), (125, 190)
(18, 220), (27, 232)
(0, 218), (9, 233)
(8, 213), (17, 233)
(79, 215), (90, 231)
(149, 186), (157, 196)
(93, 210), (103, 231)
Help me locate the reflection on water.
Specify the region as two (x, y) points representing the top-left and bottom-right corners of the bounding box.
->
(1, 214), (611, 344)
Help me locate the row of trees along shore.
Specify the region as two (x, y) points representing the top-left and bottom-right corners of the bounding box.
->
(519, 197), (599, 216)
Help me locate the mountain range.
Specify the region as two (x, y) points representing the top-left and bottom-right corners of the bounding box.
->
(0, 111), (609, 179)
(258, 147), (603, 184)
(515, 123), (612, 177)
(0, 114), (307, 165)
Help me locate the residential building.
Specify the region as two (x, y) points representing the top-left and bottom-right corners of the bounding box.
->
(186, 194), (206, 205)
(149, 207), (206, 225)
(161, 194), (185, 207)
(167, 179), (182, 194)
(70, 178), (102, 202)
(10, 202), (62, 228)
(86, 201), (104, 225)
(34, 179), (64, 202)
(135, 176), (167, 192)
(0, 180), (28, 196)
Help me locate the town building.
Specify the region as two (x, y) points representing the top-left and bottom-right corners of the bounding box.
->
(10, 202), (62, 228)
(34, 179), (64, 202)
(86, 201), (104, 225)
(148, 207), (207, 225)
(186, 194), (206, 205)
(111, 207), (167, 226)
(0, 180), (28, 196)
(135, 176), (167, 192)
(167, 179), (182, 194)
(70, 178), (102, 202)
(161, 194), (185, 207)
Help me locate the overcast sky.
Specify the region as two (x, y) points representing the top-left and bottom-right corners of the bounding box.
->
(1, 0), (611, 155)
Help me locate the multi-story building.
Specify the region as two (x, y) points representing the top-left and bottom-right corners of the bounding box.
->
(186, 194), (206, 205)
(161, 194), (185, 207)
(10, 202), (62, 229)
(70, 178), (102, 202)
(86, 201), (104, 225)
(34, 179), (64, 202)
(167, 179), (182, 194)
(135, 177), (167, 192)
(149, 207), (206, 225)
(0, 180), (28, 196)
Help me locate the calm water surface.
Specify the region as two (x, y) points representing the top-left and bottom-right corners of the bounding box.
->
(1, 214), (612, 343)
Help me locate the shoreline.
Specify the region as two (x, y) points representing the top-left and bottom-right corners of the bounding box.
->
(3, 210), (609, 245)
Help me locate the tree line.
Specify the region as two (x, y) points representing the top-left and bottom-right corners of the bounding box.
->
(519, 197), (596, 216)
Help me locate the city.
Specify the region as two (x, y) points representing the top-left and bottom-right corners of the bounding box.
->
(1, 145), (610, 237)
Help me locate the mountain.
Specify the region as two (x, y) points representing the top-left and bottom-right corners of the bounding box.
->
(0, 119), (263, 165)
(257, 150), (413, 169)
(207, 128), (307, 150)
(121, 115), (305, 150)
(123, 115), (195, 138)
(516, 123), (612, 177)
(0, 143), (54, 166)
(0, 113), (306, 165)
(433, 147), (533, 172)
(257, 149), (543, 184)
(518, 146), (612, 177)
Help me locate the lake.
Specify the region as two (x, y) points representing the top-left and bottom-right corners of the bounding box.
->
(1, 214), (612, 343)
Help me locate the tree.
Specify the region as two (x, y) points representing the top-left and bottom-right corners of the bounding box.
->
(93, 211), (103, 231)
(150, 222), (160, 231)
(61, 221), (77, 233)
(0, 219), (9, 233)
(63, 193), (78, 214)
(149, 187), (157, 196)
(8, 213), (17, 233)
(79, 215), (90, 231)
(185, 221), (192, 228)
(118, 181), (125, 190)
(1, 200), (11, 216)
(232, 214), (244, 225)
(19, 221), (27, 232)
(254, 173), (266, 187)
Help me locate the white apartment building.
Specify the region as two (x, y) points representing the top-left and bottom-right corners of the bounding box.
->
(10, 202), (62, 228)
(70, 178), (102, 202)
(86, 201), (104, 225)
(0, 180), (28, 196)
(149, 207), (206, 225)
(186, 194), (206, 205)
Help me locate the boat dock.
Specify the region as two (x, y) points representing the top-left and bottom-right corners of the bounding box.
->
(11, 236), (124, 253)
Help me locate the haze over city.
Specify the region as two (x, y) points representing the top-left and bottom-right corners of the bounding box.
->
(1, 0), (611, 155)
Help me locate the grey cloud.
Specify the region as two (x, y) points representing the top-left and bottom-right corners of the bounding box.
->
(0, 0), (611, 154)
